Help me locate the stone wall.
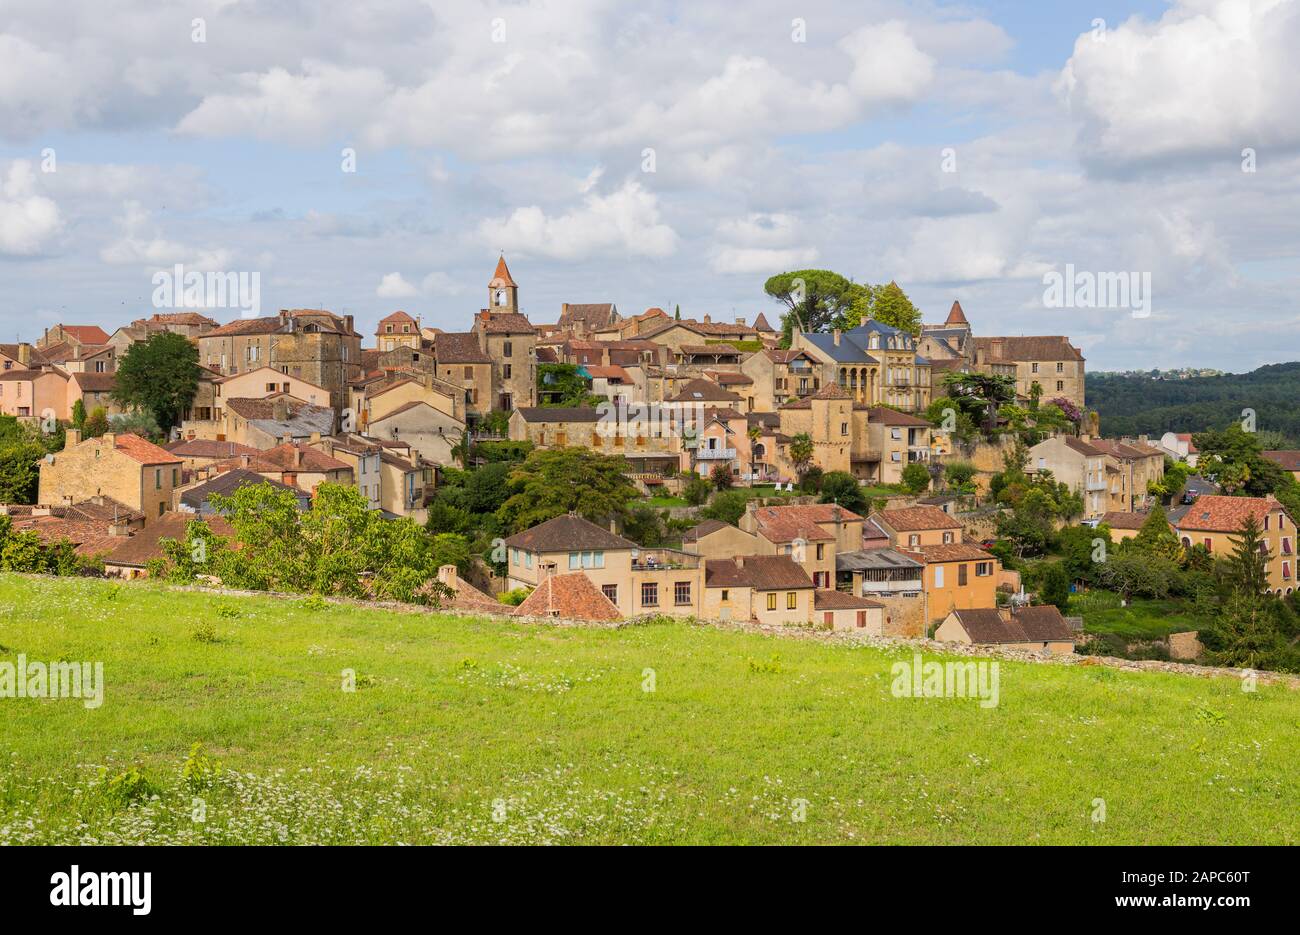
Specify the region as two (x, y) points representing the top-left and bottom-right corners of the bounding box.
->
(874, 594), (928, 638)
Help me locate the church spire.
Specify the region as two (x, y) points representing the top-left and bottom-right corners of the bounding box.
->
(945, 300), (969, 326)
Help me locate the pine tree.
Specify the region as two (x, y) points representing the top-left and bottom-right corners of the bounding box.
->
(1130, 503), (1181, 561)
(1225, 514), (1270, 598)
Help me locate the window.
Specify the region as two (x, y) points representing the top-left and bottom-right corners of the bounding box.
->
(503, 364), (512, 379)
(766, 593), (777, 612)
(674, 581), (691, 606)
(1056, 362), (1064, 373)
(891, 428), (901, 440)
(891, 451), (901, 462)
(159, 501), (166, 517)
(1056, 381), (1064, 392)
(942, 531), (954, 544)
(602, 584), (618, 604)
(1284, 562), (1293, 580)
(1204, 538), (1213, 551)
(934, 566), (945, 587)
(813, 572), (829, 588)
(909, 534), (920, 547)
(1031, 362), (1039, 373)
(641, 582), (658, 607)
(840, 422), (848, 436)
(503, 341), (513, 358)
(975, 562), (992, 577)
(155, 469), (162, 490)
(786, 592), (797, 610)
(172, 468), (179, 485)
(720, 590), (729, 603)
(511, 548), (519, 566)
(815, 543), (824, 560)
(569, 552), (581, 570)
(958, 564), (968, 586)
(525, 552), (532, 569)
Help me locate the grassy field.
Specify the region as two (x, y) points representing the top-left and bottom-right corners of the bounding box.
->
(1, 573), (1297, 845)
(1070, 590), (1209, 640)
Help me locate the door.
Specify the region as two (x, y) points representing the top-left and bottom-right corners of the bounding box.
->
(824, 612), (834, 627)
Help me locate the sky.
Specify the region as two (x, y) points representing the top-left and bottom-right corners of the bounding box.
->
(2, 0), (1298, 372)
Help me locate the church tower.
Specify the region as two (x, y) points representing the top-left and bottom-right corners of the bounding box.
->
(488, 255), (519, 313)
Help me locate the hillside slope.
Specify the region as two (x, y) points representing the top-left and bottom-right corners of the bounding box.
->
(1088, 362), (1300, 439)
(1, 574), (1296, 844)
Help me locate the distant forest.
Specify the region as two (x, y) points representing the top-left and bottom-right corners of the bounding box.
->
(1088, 362), (1300, 443)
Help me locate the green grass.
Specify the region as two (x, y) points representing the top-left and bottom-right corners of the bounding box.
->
(644, 495), (688, 508)
(1, 574), (1297, 844)
(1070, 590), (1210, 640)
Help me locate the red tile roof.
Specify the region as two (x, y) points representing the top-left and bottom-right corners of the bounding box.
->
(814, 589), (884, 610)
(875, 505), (962, 532)
(489, 255), (517, 288)
(58, 325), (111, 345)
(704, 555), (813, 590)
(945, 300), (969, 326)
(516, 572), (622, 621)
(112, 433), (183, 465)
(1173, 495), (1284, 533)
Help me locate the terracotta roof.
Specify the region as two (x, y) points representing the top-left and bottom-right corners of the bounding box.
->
(705, 371), (753, 385)
(136, 312), (218, 327)
(558, 303), (618, 330)
(863, 406), (931, 426)
(752, 312), (776, 332)
(1090, 438), (1163, 459)
(874, 506), (962, 532)
(1101, 511), (1148, 530)
(40, 342), (112, 364)
(1173, 495), (1284, 533)
(907, 543), (995, 563)
(971, 336), (1084, 362)
(57, 325), (111, 345)
(489, 255), (517, 288)
(165, 439), (261, 459)
(504, 513), (636, 552)
(1263, 450), (1300, 471)
(751, 504), (864, 543)
(1062, 436), (1104, 456)
(583, 364), (630, 380)
(111, 433), (182, 465)
(704, 555), (813, 590)
(434, 568), (516, 615)
(944, 300), (969, 326)
(516, 572), (622, 621)
(814, 589), (884, 610)
(378, 310), (417, 326)
(210, 442), (350, 475)
(0, 369), (51, 382)
(105, 512), (235, 568)
(679, 343), (744, 356)
(0, 344), (48, 365)
(947, 606), (1073, 644)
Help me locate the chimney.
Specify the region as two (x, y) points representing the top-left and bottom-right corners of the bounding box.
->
(832, 329), (841, 346)
(280, 434), (291, 445)
(103, 433), (116, 446)
(344, 314), (354, 335)
(309, 432), (321, 443)
(735, 316), (745, 326)
(437, 565), (456, 587)
(273, 395), (289, 422)
(735, 555), (745, 569)
(17, 343), (29, 366)
(240, 454), (251, 467)
(66, 428), (81, 446)
(322, 439), (334, 458)
(293, 447), (303, 469)
(278, 310), (289, 327)
(703, 314), (711, 324)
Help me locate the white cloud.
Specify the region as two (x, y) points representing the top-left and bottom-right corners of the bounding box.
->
(0, 161), (62, 255)
(1061, 0), (1300, 170)
(99, 201), (232, 270)
(376, 272), (418, 298)
(839, 21), (936, 106)
(710, 246), (819, 275)
(478, 180), (678, 260)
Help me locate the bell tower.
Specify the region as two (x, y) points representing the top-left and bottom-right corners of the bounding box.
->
(488, 255), (519, 313)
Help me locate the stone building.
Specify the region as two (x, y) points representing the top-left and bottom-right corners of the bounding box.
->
(39, 431), (182, 522)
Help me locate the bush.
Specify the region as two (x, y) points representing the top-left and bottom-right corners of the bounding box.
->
(901, 462), (931, 495)
(702, 490), (749, 526)
(798, 465), (823, 494)
(683, 475), (712, 506)
(942, 460), (978, 487)
(498, 587), (531, 606)
(710, 464), (733, 490)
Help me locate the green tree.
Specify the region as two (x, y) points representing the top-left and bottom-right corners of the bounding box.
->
(942, 460), (978, 488)
(623, 504), (667, 547)
(0, 439), (44, 503)
(112, 331), (201, 432)
(710, 464), (733, 490)
(818, 471), (868, 514)
(683, 475), (712, 506)
(84, 407), (109, 439)
(1038, 561), (1071, 612)
(763, 270), (865, 343)
(538, 363), (601, 407)
(497, 448), (637, 532)
(858, 280), (921, 335)
(701, 490), (748, 526)
(1128, 503), (1182, 561)
(71, 399), (86, 431)
(900, 462), (931, 495)
(428, 533), (472, 575)
(788, 433), (814, 477)
(1201, 592), (1290, 671)
(995, 487), (1056, 558)
(1224, 514), (1270, 599)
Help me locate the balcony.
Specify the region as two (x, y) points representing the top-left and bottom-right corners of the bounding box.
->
(631, 548), (702, 571)
(694, 447), (737, 460)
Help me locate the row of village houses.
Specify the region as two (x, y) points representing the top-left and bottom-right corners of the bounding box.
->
(5, 256), (1298, 638)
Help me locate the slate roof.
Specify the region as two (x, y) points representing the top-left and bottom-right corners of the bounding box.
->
(814, 589), (884, 610)
(947, 606), (1074, 644)
(514, 407), (602, 423)
(835, 547), (923, 572)
(504, 513), (637, 552)
(971, 336), (1084, 362)
(180, 469), (304, 509)
(666, 379), (740, 403)
(704, 555), (814, 590)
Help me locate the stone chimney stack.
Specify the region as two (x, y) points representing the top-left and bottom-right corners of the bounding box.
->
(735, 316), (745, 326)
(273, 396), (289, 422)
(833, 329), (841, 346)
(437, 564), (456, 587)
(702, 314), (711, 324)
(17, 343), (29, 366)
(240, 454), (251, 467)
(66, 428), (81, 446)
(293, 446), (303, 469)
